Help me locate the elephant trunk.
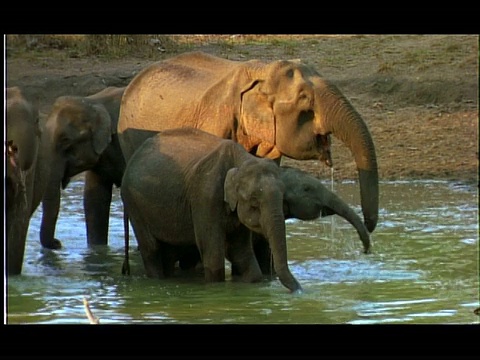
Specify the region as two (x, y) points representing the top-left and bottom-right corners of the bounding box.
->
(325, 192), (371, 254)
(318, 82), (379, 232)
(261, 197), (302, 293)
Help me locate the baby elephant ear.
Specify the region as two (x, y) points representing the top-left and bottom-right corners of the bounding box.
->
(91, 103), (113, 155)
(224, 167), (239, 211)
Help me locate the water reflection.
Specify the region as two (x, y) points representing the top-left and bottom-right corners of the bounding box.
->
(6, 178), (479, 324)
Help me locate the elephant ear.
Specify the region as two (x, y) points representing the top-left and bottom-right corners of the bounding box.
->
(91, 103), (113, 155)
(240, 82), (276, 146)
(224, 167), (239, 212)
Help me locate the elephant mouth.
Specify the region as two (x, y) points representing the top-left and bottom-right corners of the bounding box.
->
(315, 134), (333, 168)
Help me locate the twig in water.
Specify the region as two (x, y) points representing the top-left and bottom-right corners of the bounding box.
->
(83, 297), (100, 324)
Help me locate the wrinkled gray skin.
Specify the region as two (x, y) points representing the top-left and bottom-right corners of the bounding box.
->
(250, 166), (371, 277)
(7, 86), (125, 273)
(118, 51), (378, 233)
(154, 166), (372, 279)
(40, 86), (126, 249)
(6, 87), (41, 275)
(121, 128), (302, 293)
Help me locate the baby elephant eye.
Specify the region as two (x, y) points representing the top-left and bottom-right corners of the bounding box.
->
(302, 184), (311, 193)
(250, 197), (259, 208)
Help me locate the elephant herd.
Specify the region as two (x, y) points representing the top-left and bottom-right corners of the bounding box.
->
(6, 51), (379, 293)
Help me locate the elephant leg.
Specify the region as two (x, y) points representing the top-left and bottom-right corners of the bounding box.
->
(40, 175), (63, 249)
(127, 206), (165, 278)
(7, 173), (29, 275)
(191, 208), (226, 282)
(252, 233), (276, 278)
(226, 228), (263, 283)
(195, 239), (225, 282)
(198, 244), (225, 282)
(84, 170), (112, 245)
(139, 243), (164, 279)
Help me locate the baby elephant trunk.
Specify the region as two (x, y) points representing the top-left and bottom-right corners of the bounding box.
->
(261, 203), (303, 293)
(327, 193), (371, 254)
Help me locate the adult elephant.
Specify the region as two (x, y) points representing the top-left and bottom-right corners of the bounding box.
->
(118, 51), (379, 233)
(121, 128), (302, 293)
(6, 87), (41, 275)
(40, 86), (126, 249)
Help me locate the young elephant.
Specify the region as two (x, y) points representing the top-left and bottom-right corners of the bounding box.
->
(121, 128), (302, 293)
(40, 86), (126, 249)
(251, 166), (372, 276)
(158, 166), (372, 279)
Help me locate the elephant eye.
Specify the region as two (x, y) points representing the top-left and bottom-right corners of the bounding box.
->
(302, 184), (311, 193)
(250, 197), (259, 208)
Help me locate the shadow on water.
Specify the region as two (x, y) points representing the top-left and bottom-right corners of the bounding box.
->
(5, 178), (479, 324)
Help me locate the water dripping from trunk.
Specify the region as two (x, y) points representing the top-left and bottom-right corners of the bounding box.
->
(330, 167), (335, 241)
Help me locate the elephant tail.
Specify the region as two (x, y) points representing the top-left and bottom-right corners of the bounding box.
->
(121, 209), (131, 275)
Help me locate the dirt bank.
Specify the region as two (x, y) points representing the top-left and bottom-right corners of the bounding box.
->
(6, 35), (478, 185)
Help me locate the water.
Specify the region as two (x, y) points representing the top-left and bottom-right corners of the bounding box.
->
(5, 177), (479, 324)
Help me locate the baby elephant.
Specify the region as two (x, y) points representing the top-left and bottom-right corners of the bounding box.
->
(121, 128), (302, 293)
(251, 165), (372, 276)
(169, 165), (372, 278)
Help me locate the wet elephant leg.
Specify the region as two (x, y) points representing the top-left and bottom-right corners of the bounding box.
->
(226, 227), (263, 283)
(7, 172), (29, 275)
(127, 205), (165, 278)
(84, 170), (113, 245)
(40, 173), (63, 249)
(139, 244), (164, 278)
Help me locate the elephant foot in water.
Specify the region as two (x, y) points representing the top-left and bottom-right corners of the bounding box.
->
(41, 238), (62, 250)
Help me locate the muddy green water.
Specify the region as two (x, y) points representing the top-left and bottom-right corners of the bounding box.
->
(5, 179), (479, 324)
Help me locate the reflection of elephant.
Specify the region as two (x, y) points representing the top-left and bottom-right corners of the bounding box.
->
(6, 87), (41, 275)
(118, 51), (379, 233)
(121, 128), (302, 293)
(39, 86), (126, 249)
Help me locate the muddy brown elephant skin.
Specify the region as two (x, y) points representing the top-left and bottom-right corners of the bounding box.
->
(118, 51), (379, 233)
(40, 86), (126, 249)
(121, 128), (302, 293)
(6, 87), (41, 275)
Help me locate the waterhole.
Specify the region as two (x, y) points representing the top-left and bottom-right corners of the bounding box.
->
(6, 178), (479, 324)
